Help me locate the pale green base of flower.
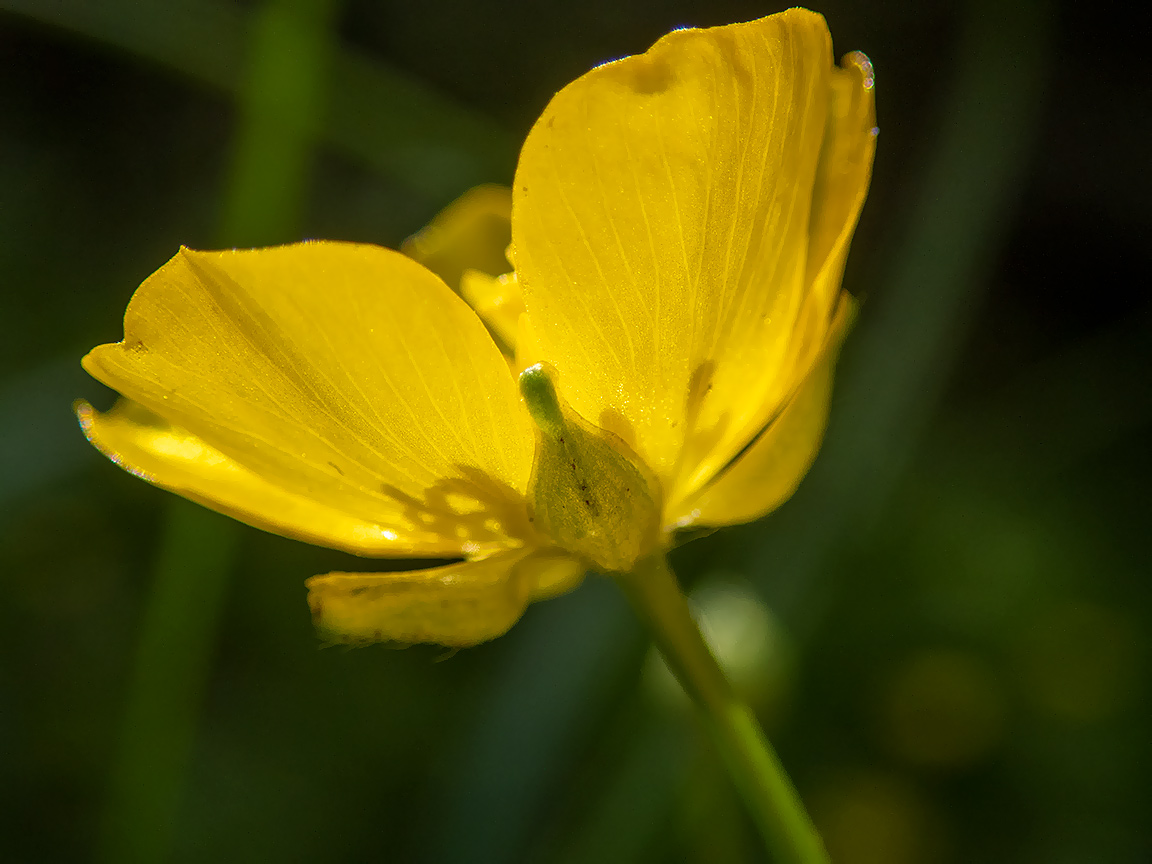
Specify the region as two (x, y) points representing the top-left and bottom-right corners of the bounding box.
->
(616, 555), (829, 864)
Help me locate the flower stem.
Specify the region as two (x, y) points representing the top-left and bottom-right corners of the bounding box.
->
(616, 554), (828, 864)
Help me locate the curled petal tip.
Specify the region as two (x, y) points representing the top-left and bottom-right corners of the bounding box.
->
(845, 50), (875, 89)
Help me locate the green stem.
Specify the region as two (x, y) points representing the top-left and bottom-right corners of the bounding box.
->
(616, 555), (828, 864)
(99, 504), (240, 864)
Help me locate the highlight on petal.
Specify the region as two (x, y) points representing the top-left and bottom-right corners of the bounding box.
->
(82, 242), (536, 558)
(78, 398), (465, 556)
(513, 10), (836, 493)
(306, 547), (584, 646)
(402, 184), (513, 291)
(669, 297), (855, 528)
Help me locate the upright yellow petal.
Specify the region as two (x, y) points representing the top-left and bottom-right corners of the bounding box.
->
(671, 47), (876, 512)
(307, 547), (584, 646)
(513, 11), (833, 491)
(82, 242), (536, 557)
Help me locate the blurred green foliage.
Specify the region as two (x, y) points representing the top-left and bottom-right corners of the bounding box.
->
(1, 0), (1149, 862)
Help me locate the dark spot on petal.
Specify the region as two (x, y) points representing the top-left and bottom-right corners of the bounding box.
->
(623, 54), (673, 95)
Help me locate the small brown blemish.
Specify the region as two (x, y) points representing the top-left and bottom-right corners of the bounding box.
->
(350, 586), (369, 596)
(328, 461), (344, 476)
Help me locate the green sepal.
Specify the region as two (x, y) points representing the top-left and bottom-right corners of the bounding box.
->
(519, 364), (662, 572)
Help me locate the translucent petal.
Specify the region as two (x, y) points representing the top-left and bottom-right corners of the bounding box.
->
(306, 547), (584, 646)
(77, 399), (467, 556)
(82, 242), (536, 557)
(670, 297), (854, 528)
(512, 11), (834, 491)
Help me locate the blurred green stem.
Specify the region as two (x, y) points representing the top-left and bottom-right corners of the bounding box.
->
(616, 556), (828, 864)
(99, 1), (337, 862)
(99, 503), (240, 864)
(218, 0), (339, 246)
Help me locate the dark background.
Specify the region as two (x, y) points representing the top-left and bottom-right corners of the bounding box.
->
(2, 0), (1149, 862)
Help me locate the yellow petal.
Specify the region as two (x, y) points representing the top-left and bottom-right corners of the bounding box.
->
(670, 297), (855, 528)
(671, 46), (876, 507)
(401, 184), (513, 291)
(513, 312), (544, 376)
(459, 269), (525, 355)
(77, 398), (469, 556)
(306, 547), (584, 646)
(82, 242), (536, 557)
(512, 11), (835, 493)
(520, 549), (587, 600)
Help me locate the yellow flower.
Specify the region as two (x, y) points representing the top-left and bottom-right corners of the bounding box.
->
(77, 10), (876, 647)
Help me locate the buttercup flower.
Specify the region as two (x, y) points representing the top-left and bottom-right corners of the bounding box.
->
(77, 9), (876, 648)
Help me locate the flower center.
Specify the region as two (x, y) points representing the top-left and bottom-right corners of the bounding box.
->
(519, 363), (662, 572)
